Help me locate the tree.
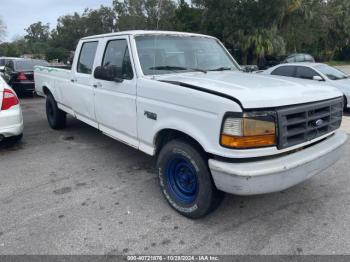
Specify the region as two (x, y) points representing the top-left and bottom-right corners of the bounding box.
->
(194, 0), (289, 64)
(0, 16), (6, 43)
(25, 22), (50, 42)
(50, 13), (86, 51)
(51, 6), (116, 51)
(45, 47), (70, 62)
(83, 6), (116, 35)
(174, 0), (203, 32)
(113, 0), (177, 30)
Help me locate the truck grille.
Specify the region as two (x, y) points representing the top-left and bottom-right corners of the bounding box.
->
(277, 97), (343, 149)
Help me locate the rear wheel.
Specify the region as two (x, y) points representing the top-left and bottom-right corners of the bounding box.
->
(46, 94), (66, 130)
(157, 140), (224, 219)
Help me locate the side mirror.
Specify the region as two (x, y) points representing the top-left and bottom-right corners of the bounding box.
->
(313, 75), (324, 81)
(93, 66), (123, 83)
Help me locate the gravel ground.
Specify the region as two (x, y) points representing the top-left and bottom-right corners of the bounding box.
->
(0, 95), (350, 255)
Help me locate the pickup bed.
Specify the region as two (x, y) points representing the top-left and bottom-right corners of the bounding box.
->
(35, 30), (347, 218)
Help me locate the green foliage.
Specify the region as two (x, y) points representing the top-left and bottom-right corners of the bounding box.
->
(45, 47), (70, 62)
(0, 16), (6, 43)
(1, 0), (350, 64)
(113, 0), (177, 30)
(25, 22), (50, 42)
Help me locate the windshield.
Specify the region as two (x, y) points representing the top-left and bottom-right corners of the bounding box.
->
(315, 64), (348, 80)
(15, 60), (49, 71)
(0, 59), (5, 66)
(135, 35), (239, 75)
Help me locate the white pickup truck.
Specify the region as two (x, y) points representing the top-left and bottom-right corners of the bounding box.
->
(35, 31), (347, 218)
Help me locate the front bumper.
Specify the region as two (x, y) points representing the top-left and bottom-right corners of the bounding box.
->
(0, 105), (24, 138)
(209, 131), (347, 195)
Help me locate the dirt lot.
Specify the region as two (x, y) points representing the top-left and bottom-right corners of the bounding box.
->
(0, 96), (350, 255)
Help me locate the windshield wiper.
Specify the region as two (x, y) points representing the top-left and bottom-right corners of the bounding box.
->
(209, 67), (232, 72)
(148, 66), (207, 74)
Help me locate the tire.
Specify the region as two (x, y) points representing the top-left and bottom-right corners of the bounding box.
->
(344, 96), (348, 112)
(46, 94), (66, 130)
(157, 140), (224, 219)
(4, 134), (23, 145)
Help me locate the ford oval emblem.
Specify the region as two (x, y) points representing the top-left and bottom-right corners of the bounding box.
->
(314, 119), (324, 127)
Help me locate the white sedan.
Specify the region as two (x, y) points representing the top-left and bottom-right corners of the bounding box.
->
(260, 63), (350, 110)
(0, 76), (23, 143)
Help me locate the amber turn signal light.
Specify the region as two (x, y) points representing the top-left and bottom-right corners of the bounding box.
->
(220, 134), (276, 149)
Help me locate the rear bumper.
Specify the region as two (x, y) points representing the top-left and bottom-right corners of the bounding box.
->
(209, 131), (347, 195)
(0, 105), (23, 138)
(12, 82), (35, 93)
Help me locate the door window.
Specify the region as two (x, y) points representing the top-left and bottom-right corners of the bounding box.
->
(295, 66), (321, 80)
(77, 41), (98, 74)
(295, 55), (305, 62)
(271, 66), (295, 77)
(304, 54), (315, 62)
(285, 56), (295, 63)
(5, 61), (14, 71)
(102, 39), (133, 80)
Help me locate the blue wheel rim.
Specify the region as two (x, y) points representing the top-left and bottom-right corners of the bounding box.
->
(165, 157), (198, 204)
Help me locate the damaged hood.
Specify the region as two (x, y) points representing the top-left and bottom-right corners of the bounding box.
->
(155, 71), (342, 109)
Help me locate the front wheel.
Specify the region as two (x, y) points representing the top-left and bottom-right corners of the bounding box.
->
(4, 134), (23, 146)
(344, 96), (348, 112)
(157, 140), (224, 219)
(46, 94), (67, 130)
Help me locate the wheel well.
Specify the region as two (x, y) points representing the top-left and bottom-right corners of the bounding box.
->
(42, 86), (51, 96)
(155, 129), (207, 156)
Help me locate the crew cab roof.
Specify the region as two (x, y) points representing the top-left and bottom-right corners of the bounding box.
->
(81, 30), (216, 40)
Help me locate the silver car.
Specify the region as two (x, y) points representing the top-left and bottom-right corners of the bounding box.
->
(260, 62), (350, 110)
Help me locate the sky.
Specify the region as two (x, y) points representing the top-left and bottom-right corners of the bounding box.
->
(1, 0), (113, 42)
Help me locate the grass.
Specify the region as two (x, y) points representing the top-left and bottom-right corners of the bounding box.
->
(326, 60), (350, 66)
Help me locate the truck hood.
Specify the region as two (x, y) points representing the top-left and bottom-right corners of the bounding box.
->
(155, 71), (342, 109)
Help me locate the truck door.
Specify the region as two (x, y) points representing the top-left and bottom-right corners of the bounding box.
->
(93, 36), (138, 148)
(71, 41), (99, 128)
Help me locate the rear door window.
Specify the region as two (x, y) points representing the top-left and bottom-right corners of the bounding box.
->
(295, 66), (321, 80)
(77, 41), (98, 74)
(271, 66), (296, 77)
(304, 55), (315, 62)
(295, 55), (305, 62)
(285, 56), (295, 63)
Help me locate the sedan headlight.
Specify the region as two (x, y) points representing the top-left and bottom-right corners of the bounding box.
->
(220, 112), (277, 149)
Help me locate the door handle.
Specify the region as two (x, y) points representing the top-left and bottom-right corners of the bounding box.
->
(93, 82), (102, 88)
(70, 79), (76, 83)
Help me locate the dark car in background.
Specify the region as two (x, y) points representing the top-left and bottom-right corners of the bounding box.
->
(0, 57), (19, 74)
(255, 53), (315, 71)
(3, 59), (49, 96)
(283, 53), (315, 63)
(257, 55), (286, 70)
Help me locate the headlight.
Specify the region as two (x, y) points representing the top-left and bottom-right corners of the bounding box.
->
(220, 112), (277, 149)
